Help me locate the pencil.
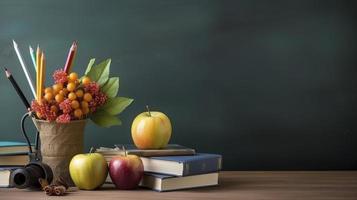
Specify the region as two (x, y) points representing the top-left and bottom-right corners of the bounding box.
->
(69, 41), (77, 73)
(29, 45), (37, 72)
(63, 41), (77, 73)
(12, 40), (36, 98)
(38, 51), (43, 101)
(3, 67), (31, 109)
(39, 52), (45, 100)
(36, 46), (41, 100)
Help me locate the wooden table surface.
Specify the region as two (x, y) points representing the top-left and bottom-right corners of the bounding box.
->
(1, 171), (357, 200)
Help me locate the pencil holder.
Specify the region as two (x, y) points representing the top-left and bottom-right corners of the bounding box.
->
(33, 118), (87, 185)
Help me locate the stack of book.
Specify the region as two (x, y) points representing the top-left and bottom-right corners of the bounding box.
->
(96, 144), (222, 192)
(0, 141), (31, 188)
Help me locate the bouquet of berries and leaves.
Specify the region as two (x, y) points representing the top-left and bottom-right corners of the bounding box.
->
(31, 58), (133, 127)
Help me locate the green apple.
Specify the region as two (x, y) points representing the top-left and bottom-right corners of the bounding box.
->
(69, 152), (108, 190)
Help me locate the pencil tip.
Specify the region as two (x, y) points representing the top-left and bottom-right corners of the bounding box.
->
(3, 67), (10, 77)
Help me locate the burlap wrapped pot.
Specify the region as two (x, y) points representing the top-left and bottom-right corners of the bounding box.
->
(33, 118), (86, 185)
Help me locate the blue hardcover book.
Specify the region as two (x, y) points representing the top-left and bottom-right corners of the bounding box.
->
(0, 141), (28, 146)
(0, 141), (32, 156)
(140, 153), (222, 176)
(139, 172), (219, 192)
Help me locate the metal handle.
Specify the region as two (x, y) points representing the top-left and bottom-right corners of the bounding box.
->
(21, 112), (40, 160)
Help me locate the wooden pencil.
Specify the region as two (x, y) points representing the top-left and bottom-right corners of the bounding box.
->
(36, 46), (41, 100)
(69, 41), (77, 72)
(39, 52), (45, 100)
(38, 51), (43, 101)
(64, 41), (77, 73)
(3, 67), (31, 109)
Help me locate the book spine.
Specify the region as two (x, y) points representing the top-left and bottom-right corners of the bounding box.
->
(0, 152), (30, 156)
(182, 156), (222, 176)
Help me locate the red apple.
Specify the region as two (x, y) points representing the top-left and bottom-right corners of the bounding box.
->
(109, 154), (144, 189)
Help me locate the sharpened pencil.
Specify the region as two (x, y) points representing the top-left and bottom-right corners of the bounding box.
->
(3, 67), (31, 109)
(36, 46), (41, 100)
(29, 45), (37, 72)
(39, 52), (45, 101)
(64, 41), (77, 73)
(12, 40), (36, 98)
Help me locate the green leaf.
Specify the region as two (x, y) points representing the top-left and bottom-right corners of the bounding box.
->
(101, 97), (133, 115)
(85, 58), (96, 75)
(87, 59), (111, 86)
(102, 77), (119, 98)
(90, 110), (122, 127)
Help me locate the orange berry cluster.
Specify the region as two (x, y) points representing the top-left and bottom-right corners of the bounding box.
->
(42, 73), (92, 119)
(32, 67), (108, 123)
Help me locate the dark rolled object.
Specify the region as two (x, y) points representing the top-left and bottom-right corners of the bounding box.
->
(10, 162), (53, 189)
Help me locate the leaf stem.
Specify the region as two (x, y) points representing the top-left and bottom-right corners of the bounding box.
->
(146, 105), (151, 117)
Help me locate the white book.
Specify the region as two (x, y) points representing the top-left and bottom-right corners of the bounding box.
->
(139, 172), (219, 192)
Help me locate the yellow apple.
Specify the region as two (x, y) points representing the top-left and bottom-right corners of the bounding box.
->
(131, 106), (172, 149)
(69, 152), (108, 190)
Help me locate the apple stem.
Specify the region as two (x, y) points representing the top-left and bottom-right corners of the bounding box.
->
(146, 105), (151, 117)
(89, 147), (94, 153)
(122, 145), (127, 157)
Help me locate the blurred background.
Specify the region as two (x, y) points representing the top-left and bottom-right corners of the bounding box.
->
(0, 0), (356, 170)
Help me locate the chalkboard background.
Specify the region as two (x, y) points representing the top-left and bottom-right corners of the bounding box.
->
(0, 0), (356, 170)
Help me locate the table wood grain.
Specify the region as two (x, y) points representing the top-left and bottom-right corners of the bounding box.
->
(1, 171), (356, 200)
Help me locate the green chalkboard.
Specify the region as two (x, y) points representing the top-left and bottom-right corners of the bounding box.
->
(0, 0), (356, 170)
